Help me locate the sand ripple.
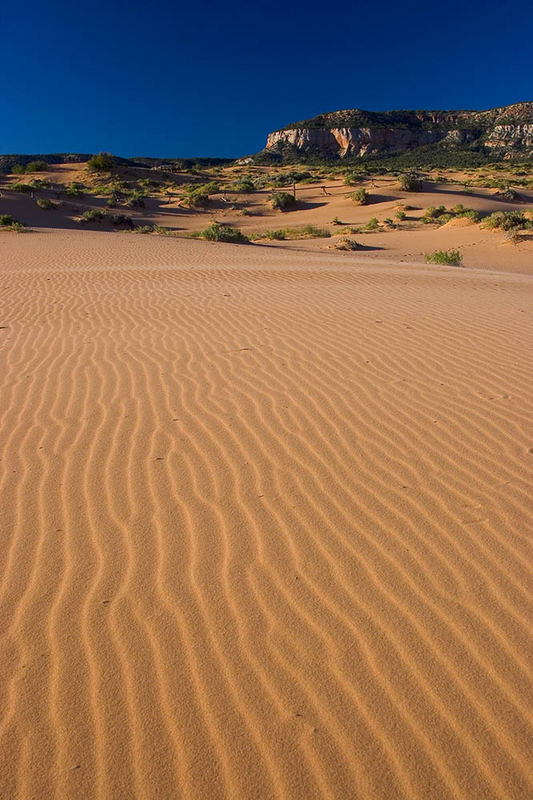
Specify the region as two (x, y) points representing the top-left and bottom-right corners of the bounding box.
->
(1, 232), (532, 799)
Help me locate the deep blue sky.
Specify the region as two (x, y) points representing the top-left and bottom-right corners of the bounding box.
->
(3, 0), (532, 157)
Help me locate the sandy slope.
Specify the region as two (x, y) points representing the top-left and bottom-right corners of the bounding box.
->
(1, 231), (532, 800)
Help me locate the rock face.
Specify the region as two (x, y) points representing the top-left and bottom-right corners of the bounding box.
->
(264, 103), (533, 160)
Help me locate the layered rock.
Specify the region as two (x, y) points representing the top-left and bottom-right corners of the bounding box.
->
(264, 103), (533, 160)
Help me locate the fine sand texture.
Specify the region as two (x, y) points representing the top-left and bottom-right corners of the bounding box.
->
(1, 231), (532, 799)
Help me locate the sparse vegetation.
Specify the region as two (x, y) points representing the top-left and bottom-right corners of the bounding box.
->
(425, 250), (463, 266)
(349, 188), (370, 205)
(332, 237), (361, 251)
(252, 225), (330, 241)
(181, 181), (219, 209)
(87, 152), (115, 172)
(36, 197), (58, 210)
(80, 209), (107, 222)
(271, 191), (297, 211)
(482, 211), (532, 231)
(227, 178), (255, 193)
(364, 217), (380, 231)
(395, 210), (407, 221)
(0, 214), (27, 232)
(26, 160), (49, 173)
(65, 181), (85, 197)
(398, 173), (422, 192)
(10, 182), (34, 193)
(200, 223), (249, 243)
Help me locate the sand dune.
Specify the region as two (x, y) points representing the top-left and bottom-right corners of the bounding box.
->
(1, 231), (532, 799)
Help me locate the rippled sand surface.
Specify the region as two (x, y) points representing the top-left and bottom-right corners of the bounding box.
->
(1, 231), (532, 799)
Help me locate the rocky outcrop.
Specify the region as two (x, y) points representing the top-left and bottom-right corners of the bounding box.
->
(264, 103), (533, 160)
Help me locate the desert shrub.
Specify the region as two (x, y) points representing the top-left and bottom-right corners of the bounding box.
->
(200, 223), (249, 243)
(301, 225), (330, 237)
(36, 197), (57, 209)
(29, 179), (49, 189)
(395, 210), (406, 221)
(80, 209), (107, 222)
(500, 188), (521, 202)
(349, 188), (370, 205)
(0, 215), (26, 231)
(398, 173), (422, 192)
(332, 216), (342, 225)
(253, 225), (329, 241)
(182, 188), (210, 208)
(228, 179), (255, 192)
(269, 171), (311, 187)
(451, 204), (480, 222)
(483, 211), (532, 231)
(12, 163), (26, 174)
(425, 250), (463, 266)
(333, 237), (361, 251)
(109, 213), (134, 227)
(505, 230), (525, 245)
(124, 191), (145, 208)
(422, 205), (447, 223)
(364, 217), (379, 230)
(182, 182), (218, 208)
(271, 191), (297, 211)
(26, 160), (48, 172)
(88, 152), (115, 171)
(343, 173), (359, 186)
(65, 181), (85, 197)
(11, 182), (33, 193)
(259, 229), (286, 240)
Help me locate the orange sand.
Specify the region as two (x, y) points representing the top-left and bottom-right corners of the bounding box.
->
(1, 230), (532, 799)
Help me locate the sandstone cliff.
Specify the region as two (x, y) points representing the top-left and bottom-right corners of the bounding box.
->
(264, 103), (533, 160)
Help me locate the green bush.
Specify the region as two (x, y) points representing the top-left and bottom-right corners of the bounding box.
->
(500, 188), (521, 202)
(200, 223), (249, 243)
(451, 204), (480, 222)
(395, 210), (406, 221)
(349, 188), (370, 205)
(80, 209), (107, 222)
(301, 224), (330, 238)
(124, 191), (145, 208)
(26, 160), (49, 172)
(364, 217), (380, 230)
(181, 182), (218, 209)
(109, 213), (134, 228)
(425, 250), (463, 266)
(11, 182), (34, 193)
(398, 173), (422, 192)
(36, 197), (57, 209)
(0, 214), (26, 231)
(87, 152), (115, 172)
(228, 179), (255, 192)
(9, 221), (27, 232)
(271, 191), (297, 211)
(483, 211), (532, 231)
(12, 164), (26, 174)
(182, 188), (210, 208)
(261, 229), (286, 240)
(65, 181), (85, 197)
